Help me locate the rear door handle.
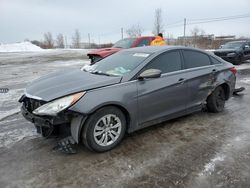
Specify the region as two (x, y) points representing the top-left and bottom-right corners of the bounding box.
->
(212, 69), (217, 73)
(177, 78), (185, 84)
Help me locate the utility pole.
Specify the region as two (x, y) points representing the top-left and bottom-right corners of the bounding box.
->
(183, 18), (186, 46)
(64, 36), (68, 48)
(88, 33), (90, 47)
(121, 28), (124, 39)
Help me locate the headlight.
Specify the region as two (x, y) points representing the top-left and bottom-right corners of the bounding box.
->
(227, 52), (236, 57)
(33, 92), (85, 116)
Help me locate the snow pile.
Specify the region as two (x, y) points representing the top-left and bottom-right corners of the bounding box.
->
(0, 42), (43, 52)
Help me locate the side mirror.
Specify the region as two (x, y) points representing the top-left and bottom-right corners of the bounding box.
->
(138, 69), (162, 80)
(244, 45), (249, 49)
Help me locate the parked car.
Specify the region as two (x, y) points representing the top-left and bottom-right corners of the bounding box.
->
(19, 46), (236, 152)
(87, 36), (155, 64)
(214, 41), (250, 65)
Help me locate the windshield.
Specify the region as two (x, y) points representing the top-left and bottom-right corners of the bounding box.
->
(221, 42), (244, 49)
(112, 38), (137, 48)
(82, 51), (151, 76)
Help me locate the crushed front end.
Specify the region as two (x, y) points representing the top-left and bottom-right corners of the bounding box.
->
(19, 94), (86, 153)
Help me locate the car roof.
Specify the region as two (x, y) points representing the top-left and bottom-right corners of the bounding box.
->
(122, 45), (201, 54)
(226, 41), (248, 44)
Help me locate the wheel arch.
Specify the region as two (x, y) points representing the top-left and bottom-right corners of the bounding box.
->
(220, 82), (231, 100)
(80, 103), (131, 139)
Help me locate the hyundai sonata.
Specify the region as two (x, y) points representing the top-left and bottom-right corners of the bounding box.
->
(19, 46), (236, 152)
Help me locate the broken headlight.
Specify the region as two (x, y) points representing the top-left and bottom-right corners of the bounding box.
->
(33, 92), (85, 116)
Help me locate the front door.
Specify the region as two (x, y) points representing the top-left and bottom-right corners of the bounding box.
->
(137, 50), (188, 125)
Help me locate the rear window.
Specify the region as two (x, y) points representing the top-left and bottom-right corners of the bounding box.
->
(183, 50), (211, 69)
(211, 56), (222, 64)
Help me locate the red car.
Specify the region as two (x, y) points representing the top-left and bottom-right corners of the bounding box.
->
(87, 36), (155, 64)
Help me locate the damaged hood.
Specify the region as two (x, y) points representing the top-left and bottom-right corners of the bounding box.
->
(25, 68), (122, 101)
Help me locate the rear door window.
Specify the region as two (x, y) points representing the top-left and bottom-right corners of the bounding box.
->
(183, 50), (211, 69)
(144, 51), (182, 74)
(210, 56), (222, 64)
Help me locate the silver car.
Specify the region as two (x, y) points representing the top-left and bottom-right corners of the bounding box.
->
(19, 46), (236, 152)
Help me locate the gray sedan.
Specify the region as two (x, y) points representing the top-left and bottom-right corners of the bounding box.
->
(19, 46), (236, 152)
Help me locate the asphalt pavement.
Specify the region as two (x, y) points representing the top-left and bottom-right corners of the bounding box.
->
(0, 51), (250, 188)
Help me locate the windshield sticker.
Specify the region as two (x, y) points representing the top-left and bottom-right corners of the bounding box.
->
(133, 53), (150, 58)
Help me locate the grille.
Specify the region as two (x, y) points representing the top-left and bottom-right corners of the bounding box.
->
(23, 97), (45, 113)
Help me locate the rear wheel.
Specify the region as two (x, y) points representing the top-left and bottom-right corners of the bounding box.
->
(82, 106), (126, 152)
(207, 86), (226, 113)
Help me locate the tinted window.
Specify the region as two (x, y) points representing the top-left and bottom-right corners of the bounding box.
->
(144, 51), (182, 74)
(211, 57), (222, 64)
(137, 38), (150, 47)
(183, 50), (211, 68)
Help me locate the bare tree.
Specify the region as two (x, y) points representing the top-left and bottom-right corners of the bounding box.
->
(190, 27), (205, 47)
(56, 33), (64, 48)
(72, 29), (81, 48)
(43, 32), (54, 48)
(153, 8), (164, 35)
(126, 24), (143, 37)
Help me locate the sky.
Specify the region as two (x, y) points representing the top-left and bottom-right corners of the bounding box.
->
(0, 0), (250, 44)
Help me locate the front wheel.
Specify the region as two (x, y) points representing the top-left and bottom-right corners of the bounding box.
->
(206, 86), (226, 113)
(82, 107), (126, 152)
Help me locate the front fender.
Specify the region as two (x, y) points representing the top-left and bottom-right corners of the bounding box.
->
(69, 81), (138, 134)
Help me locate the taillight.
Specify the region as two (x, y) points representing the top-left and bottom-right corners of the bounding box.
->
(230, 67), (237, 75)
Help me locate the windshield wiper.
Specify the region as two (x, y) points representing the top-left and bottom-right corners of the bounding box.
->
(90, 71), (111, 76)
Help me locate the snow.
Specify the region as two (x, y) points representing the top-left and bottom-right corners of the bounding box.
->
(235, 62), (250, 70)
(0, 127), (38, 148)
(199, 155), (225, 176)
(239, 78), (250, 84)
(0, 42), (43, 52)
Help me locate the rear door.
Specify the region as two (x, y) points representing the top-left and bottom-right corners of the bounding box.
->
(137, 50), (188, 125)
(182, 50), (216, 110)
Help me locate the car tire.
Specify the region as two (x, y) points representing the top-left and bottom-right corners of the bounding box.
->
(81, 106), (126, 152)
(234, 55), (242, 65)
(207, 86), (226, 113)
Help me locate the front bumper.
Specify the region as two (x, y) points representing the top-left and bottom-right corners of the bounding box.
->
(21, 105), (69, 127)
(21, 105), (72, 138)
(21, 103), (87, 144)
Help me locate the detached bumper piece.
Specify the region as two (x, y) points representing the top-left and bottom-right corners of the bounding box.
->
(233, 87), (245, 95)
(53, 136), (77, 154)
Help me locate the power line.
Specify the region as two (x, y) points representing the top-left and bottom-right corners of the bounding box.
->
(189, 14), (250, 25)
(188, 13), (250, 22)
(166, 20), (184, 26)
(165, 14), (250, 29)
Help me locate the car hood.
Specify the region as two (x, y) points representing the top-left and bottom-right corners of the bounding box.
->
(25, 69), (122, 101)
(214, 49), (237, 53)
(88, 48), (122, 57)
